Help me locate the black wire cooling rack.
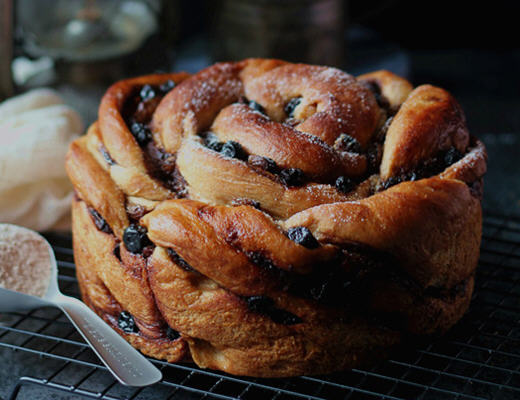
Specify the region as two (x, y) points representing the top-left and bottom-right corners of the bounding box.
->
(1, 212), (519, 400)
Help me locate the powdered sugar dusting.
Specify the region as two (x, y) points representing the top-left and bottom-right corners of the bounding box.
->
(0, 224), (52, 297)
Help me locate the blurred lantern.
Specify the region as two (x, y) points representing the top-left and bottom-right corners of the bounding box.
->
(18, 0), (158, 62)
(212, 0), (345, 67)
(12, 0), (168, 86)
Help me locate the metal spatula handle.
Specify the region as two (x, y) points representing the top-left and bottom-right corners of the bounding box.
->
(55, 293), (162, 387)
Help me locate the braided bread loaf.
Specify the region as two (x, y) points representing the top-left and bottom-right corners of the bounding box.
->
(66, 59), (487, 377)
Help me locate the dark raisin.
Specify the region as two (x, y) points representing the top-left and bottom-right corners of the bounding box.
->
(248, 100), (265, 114)
(363, 80), (390, 110)
(166, 326), (180, 340)
(204, 133), (223, 152)
(123, 224), (152, 254)
(376, 116), (394, 142)
(248, 155), (279, 174)
(118, 311), (139, 333)
(268, 309), (302, 325)
(221, 141), (247, 160)
(130, 122), (151, 146)
(378, 147), (463, 188)
(167, 248), (195, 272)
(246, 296), (301, 325)
(247, 252), (289, 286)
(444, 147), (463, 166)
(336, 133), (362, 153)
(140, 84), (156, 101)
(423, 155), (445, 177)
(335, 176), (354, 193)
(366, 143), (382, 173)
(246, 296), (274, 313)
(381, 176), (402, 190)
(142, 245), (155, 258)
(113, 243), (121, 261)
(230, 198), (261, 209)
(287, 227), (319, 249)
(363, 80), (381, 95)
(159, 80), (175, 93)
(89, 208), (112, 234)
(380, 168), (423, 190)
(100, 146), (115, 165)
(248, 252), (276, 273)
(375, 92), (390, 110)
(170, 166), (188, 198)
(284, 97), (302, 118)
(279, 168), (305, 186)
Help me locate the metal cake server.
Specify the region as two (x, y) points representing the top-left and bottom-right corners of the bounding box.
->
(0, 226), (162, 387)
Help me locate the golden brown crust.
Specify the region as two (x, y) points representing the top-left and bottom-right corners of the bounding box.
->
(211, 104), (364, 180)
(152, 63), (244, 152)
(357, 69), (414, 109)
(73, 199), (161, 328)
(380, 84), (470, 180)
(66, 60), (486, 377)
(66, 135), (128, 238)
(73, 198), (188, 361)
(441, 138), (487, 184)
(283, 176), (482, 288)
(368, 275), (475, 335)
(147, 245), (402, 377)
(242, 61), (380, 147)
(101, 73), (190, 168)
(73, 200), (122, 316)
(176, 137), (367, 218)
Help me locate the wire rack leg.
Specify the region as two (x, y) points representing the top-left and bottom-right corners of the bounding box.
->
(8, 377), (37, 400)
(7, 376), (89, 400)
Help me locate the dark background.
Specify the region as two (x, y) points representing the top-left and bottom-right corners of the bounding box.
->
(167, 0), (520, 213)
(172, 0), (519, 135)
(1, 2), (519, 399)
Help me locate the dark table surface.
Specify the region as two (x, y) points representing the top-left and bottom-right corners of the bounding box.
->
(0, 28), (519, 399)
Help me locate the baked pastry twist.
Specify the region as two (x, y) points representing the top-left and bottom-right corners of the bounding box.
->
(66, 59), (487, 377)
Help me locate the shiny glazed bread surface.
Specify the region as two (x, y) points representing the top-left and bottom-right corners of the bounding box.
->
(66, 59), (487, 377)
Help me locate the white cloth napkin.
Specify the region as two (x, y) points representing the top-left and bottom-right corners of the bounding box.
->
(0, 89), (83, 231)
